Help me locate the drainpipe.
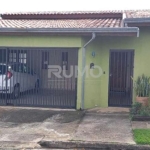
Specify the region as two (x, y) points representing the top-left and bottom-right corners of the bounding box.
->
(81, 32), (96, 110)
(137, 28), (140, 37)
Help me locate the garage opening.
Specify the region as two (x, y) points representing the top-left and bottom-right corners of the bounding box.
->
(0, 48), (78, 108)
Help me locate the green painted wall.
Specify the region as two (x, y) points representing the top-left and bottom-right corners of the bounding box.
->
(0, 35), (83, 109)
(0, 35), (82, 47)
(83, 27), (150, 109)
(1, 28), (150, 109)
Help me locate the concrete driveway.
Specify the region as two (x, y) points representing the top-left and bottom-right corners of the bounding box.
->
(0, 107), (84, 149)
(0, 107), (135, 149)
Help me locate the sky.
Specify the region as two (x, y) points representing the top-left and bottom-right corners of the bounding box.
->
(0, 0), (150, 13)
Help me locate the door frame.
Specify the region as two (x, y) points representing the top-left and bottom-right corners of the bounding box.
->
(108, 49), (134, 107)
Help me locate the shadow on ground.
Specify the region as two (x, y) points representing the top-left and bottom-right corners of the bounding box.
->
(0, 108), (84, 123)
(0, 107), (84, 148)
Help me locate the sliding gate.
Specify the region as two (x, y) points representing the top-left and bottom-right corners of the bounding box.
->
(0, 48), (78, 108)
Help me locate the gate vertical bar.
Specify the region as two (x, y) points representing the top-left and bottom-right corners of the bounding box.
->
(120, 52), (122, 106)
(124, 52), (127, 105)
(5, 48), (8, 105)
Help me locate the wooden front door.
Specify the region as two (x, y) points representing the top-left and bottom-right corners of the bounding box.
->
(108, 50), (134, 107)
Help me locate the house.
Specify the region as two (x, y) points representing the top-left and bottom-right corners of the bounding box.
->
(0, 10), (150, 109)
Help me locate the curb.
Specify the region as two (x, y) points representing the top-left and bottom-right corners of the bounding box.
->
(0, 141), (40, 149)
(39, 140), (150, 150)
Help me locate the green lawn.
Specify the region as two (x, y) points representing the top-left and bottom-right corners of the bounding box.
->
(133, 129), (150, 145)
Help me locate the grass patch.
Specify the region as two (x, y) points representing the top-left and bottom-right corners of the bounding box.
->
(133, 129), (150, 145)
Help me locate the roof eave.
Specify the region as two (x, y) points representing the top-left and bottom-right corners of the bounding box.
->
(1, 13), (122, 19)
(0, 27), (139, 37)
(124, 18), (150, 26)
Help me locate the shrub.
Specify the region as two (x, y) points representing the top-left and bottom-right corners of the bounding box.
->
(139, 107), (150, 116)
(130, 102), (142, 116)
(130, 102), (150, 118)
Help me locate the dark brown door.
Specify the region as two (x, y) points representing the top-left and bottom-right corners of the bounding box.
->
(108, 50), (134, 107)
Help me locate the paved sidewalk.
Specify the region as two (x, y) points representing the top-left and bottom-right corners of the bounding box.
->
(132, 121), (150, 129)
(73, 110), (135, 144)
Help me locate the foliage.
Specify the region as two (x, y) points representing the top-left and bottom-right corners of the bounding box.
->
(133, 129), (150, 145)
(139, 107), (150, 116)
(132, 74), (150, 97)
(130, 102), (142, 116)
(130, 102), (150, 117)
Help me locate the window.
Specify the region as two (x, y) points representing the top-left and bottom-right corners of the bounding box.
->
(62, 52), (68, 70)
(19, 53), (27, 64)
(8, 51), (27, 64)
(42, 51), (49, 69)
(9, 52), (17, 63)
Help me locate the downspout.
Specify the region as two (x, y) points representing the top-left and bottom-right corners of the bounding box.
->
(137, 28), (139, 37)
(81, 32), (96, 110)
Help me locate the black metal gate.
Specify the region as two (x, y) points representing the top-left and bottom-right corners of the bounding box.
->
(108, 50), (134, 107)
(0, 48), (78, 108)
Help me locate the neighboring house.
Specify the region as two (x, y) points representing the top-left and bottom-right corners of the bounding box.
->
(0, 10), (149, 109)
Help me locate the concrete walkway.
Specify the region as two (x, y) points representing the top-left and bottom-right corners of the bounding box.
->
(73, 108), (135, 144)
(132, 121), (150, 129)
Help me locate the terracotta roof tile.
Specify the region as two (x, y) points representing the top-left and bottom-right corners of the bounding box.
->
(0, 19), (122, 28)
(2, 10), (150, 19)
(1, 11), (122, 20)
(125, 10), (150, 18)
(1, 10), (150, 29)
(2, 11), (122, 15)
